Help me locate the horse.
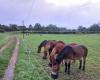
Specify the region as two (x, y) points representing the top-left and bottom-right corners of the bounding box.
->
(37, 40), (57, 59)
(37, 40), (48, 53)
(51, 44), (88, 79)
(42, 40), (65, 60)
(49, 43), (77, 67)
(43, 40), (57, 59)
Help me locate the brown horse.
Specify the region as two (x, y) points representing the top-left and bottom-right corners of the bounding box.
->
(37, 40), (57, 59)
(49, 43), (77, 67)
(43, 40), (65, 60)
(51, 44), (88, 79)
(43, 40), (57, 59)
(37, 40), (48, 53)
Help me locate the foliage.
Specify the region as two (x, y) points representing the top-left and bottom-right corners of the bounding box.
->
(0, 22), (100, 33)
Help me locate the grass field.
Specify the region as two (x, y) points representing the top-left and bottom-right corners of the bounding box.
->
(0, 33), (10, 48)
(14, 34), (100, 80)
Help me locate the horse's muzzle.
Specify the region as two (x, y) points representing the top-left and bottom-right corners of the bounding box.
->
(51, 72), (58, 79)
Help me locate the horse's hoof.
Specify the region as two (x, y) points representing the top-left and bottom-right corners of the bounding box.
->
(48, 63), (52, 67)
(42, 57), (47, 59)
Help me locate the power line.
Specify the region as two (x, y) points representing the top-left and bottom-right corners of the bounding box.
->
(22, 0), (35, 33)
(25, 0), (35, 21)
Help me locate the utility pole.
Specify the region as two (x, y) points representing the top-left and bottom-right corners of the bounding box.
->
(22, 20), (25, 39)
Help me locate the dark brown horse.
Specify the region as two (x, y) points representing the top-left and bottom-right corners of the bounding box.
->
(51, 44), (88, 79)
(37, 40), (48, 53)
(43, 40), (66, 60)
(43, 40), (57, 59)
(37, 40), (57, 59)
(49, 43), (77, 67)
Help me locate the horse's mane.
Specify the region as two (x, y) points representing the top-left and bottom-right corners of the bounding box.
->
(38, 40), (48, 48)
(48, 40), (57, 55)
(55, 46), (75, 64)
(57, 41), (65, 44)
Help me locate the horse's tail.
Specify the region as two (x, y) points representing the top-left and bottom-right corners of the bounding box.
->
(80, 45), (88, 58)
(80, 45), (88, 71)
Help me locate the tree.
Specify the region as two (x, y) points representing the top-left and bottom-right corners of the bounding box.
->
(9, 24), (18, 31)
(28, 25), (33, 31)
(59, 27), (67, 32)
(46, 24), (60, 32)
(34, 23), (42, 31)
(0, 24), (4, 32)
(88, 24), (100, 32)
(78, 25), (87, 33)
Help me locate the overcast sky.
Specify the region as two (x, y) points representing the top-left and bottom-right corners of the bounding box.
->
(0, 0), (100, 29)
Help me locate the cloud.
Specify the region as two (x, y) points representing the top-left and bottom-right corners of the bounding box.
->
(45, 0), (89, 7)
(0, 0), (100, 29)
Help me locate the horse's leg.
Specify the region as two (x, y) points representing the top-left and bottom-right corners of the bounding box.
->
(79, 59), (82, 70)
(68, 62), (70, 75)
(83, 57), (86, 71)
(64, 62), (68, 73)
(48, 55), (52, 67)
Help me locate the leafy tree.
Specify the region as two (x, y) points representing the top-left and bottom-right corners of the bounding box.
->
(34, 23), (42, 31)
(46, 24), (60, 32)
(9, 24), (18, 31)
(88, 24), (100, 32)
(78, 25), (87, 32)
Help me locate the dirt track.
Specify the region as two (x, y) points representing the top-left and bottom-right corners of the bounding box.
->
(0, 36), (16, 54)
(3, 36), (20, 80)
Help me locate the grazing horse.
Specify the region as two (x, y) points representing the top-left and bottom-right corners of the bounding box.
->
(51, 44), (88, 79)
(43, 40), (57, 59)
(49, 41), (65, 67)
(49, 43), (77, 67)
(37, 40), (48, 53)
(37, 40), (57, 59)
(43, 40), (65, 60)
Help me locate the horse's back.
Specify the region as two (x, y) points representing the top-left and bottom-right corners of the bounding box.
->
(56, 41), (65, 45)
(54, 42), (65, 53)
(72, 45), (88, 58)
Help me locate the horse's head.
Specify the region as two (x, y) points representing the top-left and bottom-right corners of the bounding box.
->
(37, 40), (48, 53)
(45, 41), (55, 52)
(51, 60), (60, 79)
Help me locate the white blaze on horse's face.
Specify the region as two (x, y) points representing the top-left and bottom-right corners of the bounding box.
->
(52, 64), (59, 74)
(51, 71), (57, 75)
(51, 68), (59, 79)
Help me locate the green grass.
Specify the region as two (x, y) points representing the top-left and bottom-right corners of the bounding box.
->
(0, 33), (10, 48)
(15, 34), (100, 80)
(0, 42), (15, 78)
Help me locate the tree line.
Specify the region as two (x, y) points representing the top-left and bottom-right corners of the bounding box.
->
(0, 23), (100, 33)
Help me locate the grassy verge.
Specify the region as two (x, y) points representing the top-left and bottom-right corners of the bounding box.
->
(14, 37), (51, 80)
(0, 33), (10, 48)
(0, 41), (15, 78)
